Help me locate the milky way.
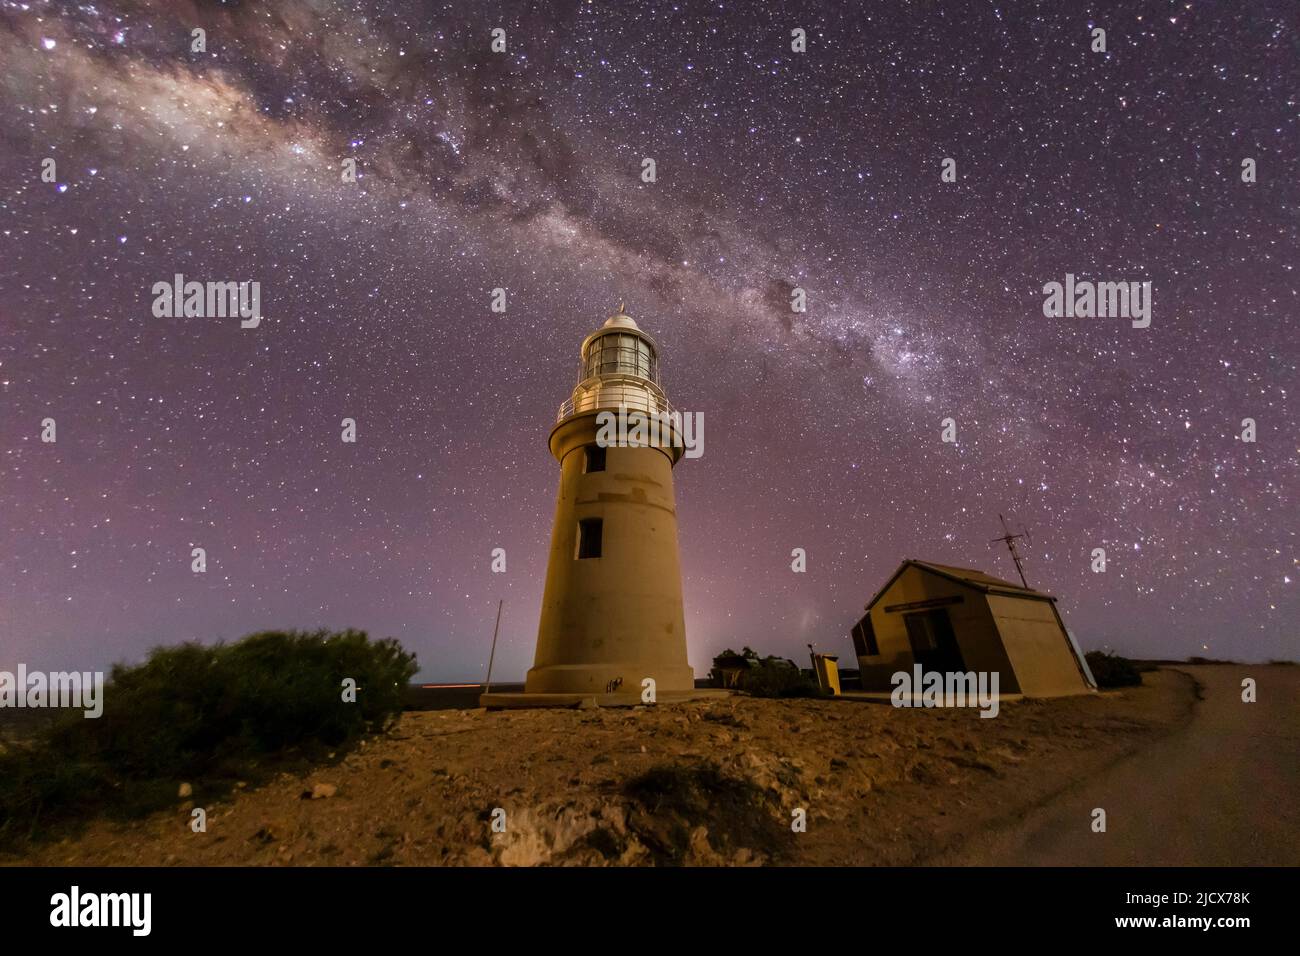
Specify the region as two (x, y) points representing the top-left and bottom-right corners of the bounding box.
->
(1, 0), (1296, 679)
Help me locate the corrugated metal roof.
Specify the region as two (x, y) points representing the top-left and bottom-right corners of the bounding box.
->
(864, 559), (1056, 610)
(911, 561), (1042, 593)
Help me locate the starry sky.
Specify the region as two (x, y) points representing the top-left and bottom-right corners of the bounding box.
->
(1, 0), (1296, 682)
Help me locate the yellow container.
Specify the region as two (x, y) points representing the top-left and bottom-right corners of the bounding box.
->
(812, 653), (841, 696)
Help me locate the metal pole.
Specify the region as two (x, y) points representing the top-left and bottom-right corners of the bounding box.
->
(1003, 513), (1030, 589)
(484, 599), (503, 695)
(992, 513), (1031, 589)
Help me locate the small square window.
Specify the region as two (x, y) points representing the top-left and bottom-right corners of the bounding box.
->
(584, 445), (607, 473)
(577, 518), (603, 559)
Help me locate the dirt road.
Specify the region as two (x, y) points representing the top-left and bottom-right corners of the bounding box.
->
(942, 665), (1300, 866)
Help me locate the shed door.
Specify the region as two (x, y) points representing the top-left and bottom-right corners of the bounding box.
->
(904, 609), (965, 673)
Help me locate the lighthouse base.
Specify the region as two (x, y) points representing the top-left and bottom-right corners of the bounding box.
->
(524, 661), (695, 696)
(480, 687), (724, 710)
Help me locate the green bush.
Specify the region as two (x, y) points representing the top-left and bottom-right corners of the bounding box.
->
(710, 647), (821, 698)
(1085, 651), (1142, 689)
(741, 661), (821, 698)
(709, 647), (753, 688)
(0, 629), (416, 848)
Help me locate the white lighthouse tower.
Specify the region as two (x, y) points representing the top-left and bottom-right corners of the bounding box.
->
(523, 305), (695, 697)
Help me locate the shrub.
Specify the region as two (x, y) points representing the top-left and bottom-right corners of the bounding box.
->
(709, 647), (820, 697)
(741, 661), (821, 698)
(1085, 651), (1142, 689)
(709, 646), (756, 687)
(0, 629), (416, 848)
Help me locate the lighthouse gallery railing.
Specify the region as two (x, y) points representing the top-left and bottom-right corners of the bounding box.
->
(556, 380), (677, 424)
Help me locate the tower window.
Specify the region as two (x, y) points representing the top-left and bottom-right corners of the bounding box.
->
(584, 444), (607, 473)
(576, 518), (603, 559)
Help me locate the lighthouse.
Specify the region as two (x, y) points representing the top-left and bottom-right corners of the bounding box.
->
(524, 305), (695, 696)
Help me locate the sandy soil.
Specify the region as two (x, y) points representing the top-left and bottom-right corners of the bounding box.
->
(9, 669), (1199, 866)
(939, 665), (1300, 865)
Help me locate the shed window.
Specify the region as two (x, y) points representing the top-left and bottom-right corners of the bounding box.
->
(577, 518), (603, 559)
(851, 613), (879, 656)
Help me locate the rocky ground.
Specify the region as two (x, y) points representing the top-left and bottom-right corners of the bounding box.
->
(8, 670), (1196, 866)
(938, 664), (1300, 865)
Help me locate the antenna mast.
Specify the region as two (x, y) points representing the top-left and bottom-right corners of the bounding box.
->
(990, 513), (1031, 588)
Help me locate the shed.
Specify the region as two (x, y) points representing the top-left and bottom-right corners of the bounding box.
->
(849, 560), (1095, 697)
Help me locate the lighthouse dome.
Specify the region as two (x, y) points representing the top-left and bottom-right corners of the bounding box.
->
(602, 312), (640, 330)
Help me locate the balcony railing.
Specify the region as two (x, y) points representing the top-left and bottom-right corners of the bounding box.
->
(556, 381), (676, 424)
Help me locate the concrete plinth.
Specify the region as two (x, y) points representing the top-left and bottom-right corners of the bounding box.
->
(480, 688), (728, 710)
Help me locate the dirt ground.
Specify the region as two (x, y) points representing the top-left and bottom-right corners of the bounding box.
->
(939, 664), (1299, 866)
(8, 669), (1201, 866)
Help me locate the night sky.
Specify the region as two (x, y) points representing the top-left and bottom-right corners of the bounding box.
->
(1, 0), (1295, 681)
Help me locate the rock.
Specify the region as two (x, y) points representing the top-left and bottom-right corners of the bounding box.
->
(177, 782), (193, 798)
(688, 826), (711, 855)
(310, 783), (338, 800)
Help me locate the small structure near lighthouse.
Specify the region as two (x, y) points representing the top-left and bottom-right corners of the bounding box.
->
(483, 305), (696, 707)
(849, 560), (1095, 698)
